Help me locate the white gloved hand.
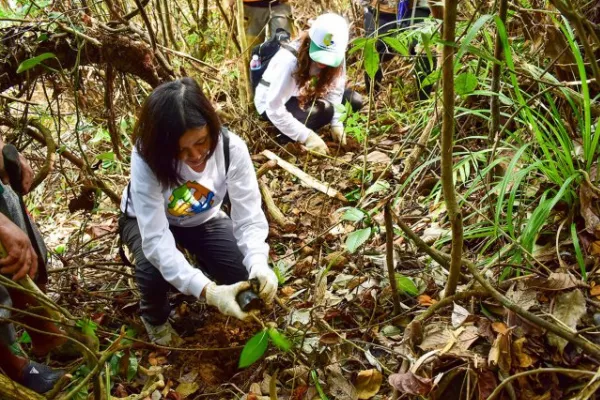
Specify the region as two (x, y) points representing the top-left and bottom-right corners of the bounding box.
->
(331, 126), (346, 146)
(249, 263), (278, 304)
(304, 131), (329, 155)
(204, 281), (251, 320)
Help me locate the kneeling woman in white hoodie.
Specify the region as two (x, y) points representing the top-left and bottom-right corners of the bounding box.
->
(254, 13), (363, 154)
(119, 78), (278, 345)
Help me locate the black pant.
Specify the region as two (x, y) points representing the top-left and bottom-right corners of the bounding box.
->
(364, 6), (435, 99)
(118, 214), (248, 325)
(263, 89), (364, 144)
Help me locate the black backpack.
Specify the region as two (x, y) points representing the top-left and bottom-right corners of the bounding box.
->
(249, 28), (298, 92)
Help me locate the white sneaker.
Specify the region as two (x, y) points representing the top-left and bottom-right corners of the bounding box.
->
(141, 318), (182, 346)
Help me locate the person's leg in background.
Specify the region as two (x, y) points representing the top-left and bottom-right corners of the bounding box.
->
(260, 97), (335, 144)
(363, 6), (398, 93)
(268, 2), (293, 38)
(405, 7), (435, 100)
(343, 89), (364, 113)
(244, 3), (269, 52)
(0, 285), (63, 394)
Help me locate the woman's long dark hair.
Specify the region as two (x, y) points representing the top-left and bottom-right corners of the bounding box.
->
(293, 32), (343, 108)
(133, 78), (221, 188)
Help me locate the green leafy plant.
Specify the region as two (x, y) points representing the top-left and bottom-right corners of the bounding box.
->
(238, 327), (292, 368)
(273, 260), (292, 285)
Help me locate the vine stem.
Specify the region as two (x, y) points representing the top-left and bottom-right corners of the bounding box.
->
(439, 0), (463, 298)
(487, 368), (596, 400)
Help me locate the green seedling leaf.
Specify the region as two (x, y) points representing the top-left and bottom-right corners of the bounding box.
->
(311, 370), (330, 400)
(127, 354), (138, 381)
(382, 36), (409, 56)
(18, 331), (32, 344)
(571, 223), (586, 281)
(76, 318), (98, 338)
(16, 52), (57, 73)
(109, 352), (122, 376)
(365, 180), (390, 195)
(346, 227), (372, 254)
(267, 327), (292, 352)
(455, 72), (478, 95)
(239, 330), (269, 368)
(364, 38), (380, 80)
(341, 207), (365, 222)
(97, 151), (115, 161)
(395, 274), (419, 296)
(55, 244), (66, 254)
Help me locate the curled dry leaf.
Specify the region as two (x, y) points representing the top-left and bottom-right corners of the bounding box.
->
(417, 294), (437, 306)
(488, 332), (512, 372)
(354, 369), (383, 399)
(512, 337), (537, 368)
(326, 365), (358, 400)
(404, 320), (424, 349)
(388, 372), (432, 396)
(452, 302), (472, 328)
(526, 272), (581, 291)
(590, 284), (600, 297)
(491, 322), (509, 335)
(579, 181), (600, 239)
(547, 289), (587, 354)
(506, 283), (539, 312)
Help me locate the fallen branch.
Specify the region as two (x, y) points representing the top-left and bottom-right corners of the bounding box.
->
(262, 150), (348, 203)
(256, 159), (278, 179)
(259, 181), (295, 232)
(385, 202), (401, 316)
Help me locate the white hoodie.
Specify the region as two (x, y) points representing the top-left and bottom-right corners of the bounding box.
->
(254, 41), (346, 143)
(120, 130), (269, 298)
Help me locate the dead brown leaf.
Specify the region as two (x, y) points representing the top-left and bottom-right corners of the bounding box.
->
(491, 322), (509, 335)
(477, 369), (498, 400)
(590, 284), (600, 297)
(452, 302), (472, 328)
(388, 372), (432, 396)
(326, 365), (358, 400)
(580, 181), (600, 239)
(488, 332), (511, 372)
(323, 251), (348, 271)
(512, 337), (537, 368)
(526, 272), (581, 291)
(547, 289), (586, 354)
(354, 369), (383, 399)
(417, 294), (437, 307)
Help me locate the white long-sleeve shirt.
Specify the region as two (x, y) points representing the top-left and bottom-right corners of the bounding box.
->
(120, 130), (269, 298)
(254, 42), (346, 143)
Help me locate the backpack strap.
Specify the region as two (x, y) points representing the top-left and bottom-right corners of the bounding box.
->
(259, 44), (298, 88)
(222, 128), (231, 210)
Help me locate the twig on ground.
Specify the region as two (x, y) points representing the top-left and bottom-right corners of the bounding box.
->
(262, 150), (347, 203)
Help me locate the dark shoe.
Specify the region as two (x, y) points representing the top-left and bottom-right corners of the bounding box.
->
(20, 361), (64, 394)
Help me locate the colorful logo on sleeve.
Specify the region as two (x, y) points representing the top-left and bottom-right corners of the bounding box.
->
(167, 181), (215, 217)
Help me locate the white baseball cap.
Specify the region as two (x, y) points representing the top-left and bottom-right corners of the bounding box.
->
(308, 13), (349, 68)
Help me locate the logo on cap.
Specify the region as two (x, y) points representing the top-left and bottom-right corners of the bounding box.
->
(323, 33), (334, 48)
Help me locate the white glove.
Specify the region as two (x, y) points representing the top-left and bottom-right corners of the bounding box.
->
(331, 126), (346, 146)
(204, 281), (251, 320)
(249, 263), (278, 304)
(304, 131), (329, 155)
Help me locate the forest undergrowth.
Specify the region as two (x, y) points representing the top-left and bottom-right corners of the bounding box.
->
(1, 0), (600, 399)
